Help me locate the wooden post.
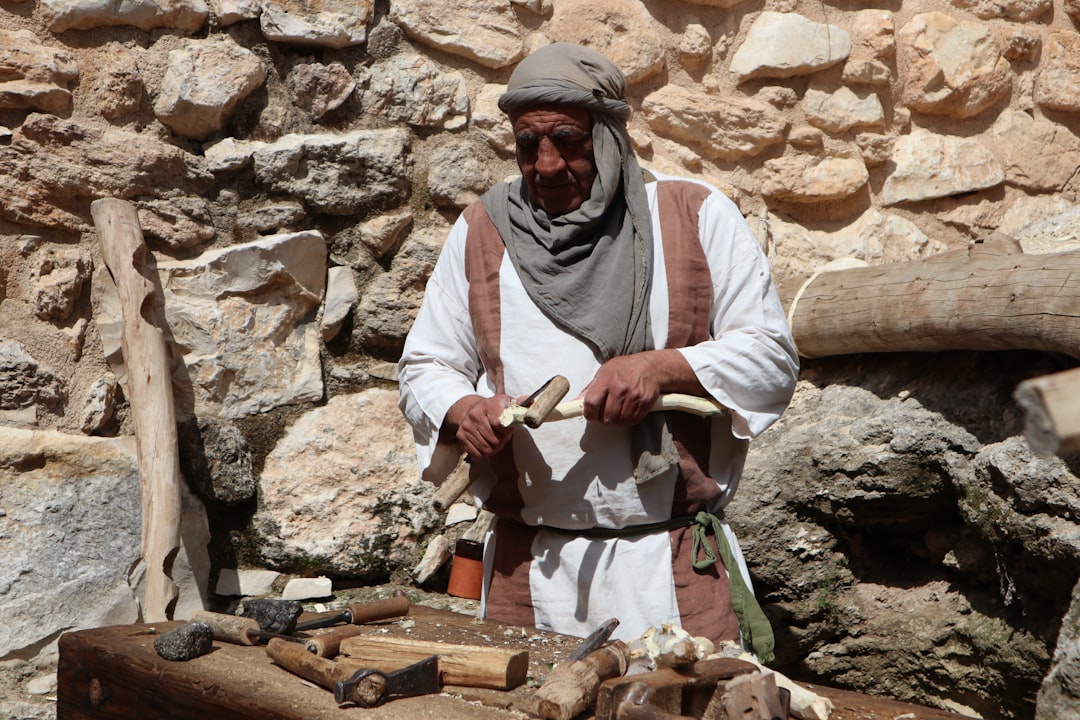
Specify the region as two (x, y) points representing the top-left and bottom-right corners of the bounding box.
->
(1015, 366), (1080, 457)
(92, 198), (182, 622)
(788, 238), (1080, 361)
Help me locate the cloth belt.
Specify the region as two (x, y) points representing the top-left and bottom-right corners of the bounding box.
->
(516, 511), (776, 663)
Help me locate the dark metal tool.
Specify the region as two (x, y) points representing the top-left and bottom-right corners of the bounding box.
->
(564, 617), (620, 664)
(294, 595), (410, 632)
(334, 655), (440, 707)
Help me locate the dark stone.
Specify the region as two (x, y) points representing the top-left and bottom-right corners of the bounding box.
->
(240, 599), (302, 634)
(154, 622), (214, 661)
(177, 417), (256, 506)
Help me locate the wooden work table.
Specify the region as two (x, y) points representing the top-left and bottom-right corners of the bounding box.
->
(57, 605), (973, 720)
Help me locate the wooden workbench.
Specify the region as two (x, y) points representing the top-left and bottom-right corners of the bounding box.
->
(57, 605), (973, 720)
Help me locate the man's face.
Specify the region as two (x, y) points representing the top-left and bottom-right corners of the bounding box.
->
(511, 104), (596, 215)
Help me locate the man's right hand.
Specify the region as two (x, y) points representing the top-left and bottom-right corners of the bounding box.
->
(444, 394), (514, 457)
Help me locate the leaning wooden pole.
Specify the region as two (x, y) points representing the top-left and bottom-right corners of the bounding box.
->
(788, 237), (1080, 361)
(92, 198), (182, 622)
(1015, 367), (1080, 457)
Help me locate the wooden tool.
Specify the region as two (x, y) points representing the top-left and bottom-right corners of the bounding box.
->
(295, 595), (410, 632)
(339, 634), (529, 690)
(530, 640), (630, 720)
(498, 375), (572, 428)
(594, 657), (758, 720)
(305, 625), (363, 657)
(190, 611), (305, 646)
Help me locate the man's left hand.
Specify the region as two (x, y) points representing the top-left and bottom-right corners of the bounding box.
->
(582, 350), (705, 425)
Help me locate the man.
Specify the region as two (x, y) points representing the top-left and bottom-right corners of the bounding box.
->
(398, 43), (798, 662)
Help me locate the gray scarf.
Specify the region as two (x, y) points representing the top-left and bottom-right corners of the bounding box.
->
(483, 43), (676, 483)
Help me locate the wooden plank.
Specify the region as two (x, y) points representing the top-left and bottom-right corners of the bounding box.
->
(339, 635), (529, 690)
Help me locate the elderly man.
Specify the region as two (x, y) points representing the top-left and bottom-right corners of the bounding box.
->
(398, 43), (798, 662)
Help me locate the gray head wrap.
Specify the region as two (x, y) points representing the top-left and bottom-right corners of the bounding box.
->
(481, 42), (654, 362)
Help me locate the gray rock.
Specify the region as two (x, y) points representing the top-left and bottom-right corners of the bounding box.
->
(154, 622), (214, 661)
(177, 418), (256, 506)
(240, 599), (302, 634)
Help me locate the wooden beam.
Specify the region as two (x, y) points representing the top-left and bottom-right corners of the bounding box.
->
(1015, 366), (1080, 457)
(788, 237), (1080, 361)
(92, 198), (182, 622)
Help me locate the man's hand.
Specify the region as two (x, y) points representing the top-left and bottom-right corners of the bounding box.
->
(444, 394), (515, 457)
(582, 350), (705, 425)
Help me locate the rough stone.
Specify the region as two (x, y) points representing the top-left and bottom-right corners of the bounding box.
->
(213, 0), (259, 25)
(251, 129), (411, 216)
(1036, 33), (1080, 113)
(0, 339), (64, 413)
(390, 0), (526, 69)
(642, 84), (788, 161)
(803, 87), (885, 134)
(898, 12), (1011, 119)
(842, 10), (894, 87)
(759, 154), (869, 203)
(1067, 0), (1080, 22)
(998, 200), (1080, 255)
(41, 0), (208, 32)
(260, 0), (371, 48)
(322, 266), (358, 341)
(989, 111), (1080, 193)
(1037, 578), (1080, 718)
(176, 417), (256, 506)
(153, 36), (267, 140)
(855, 133), (892, 167)
(282, 576), (332, 600)
(427, 138), (492, 209)
(135, 197), (215, 251)
(252, 389), (441, 579)
(473, 83), (514, 155)
(730, 12), (851, 82)
(0, 113), (213, 232)
(357, 54), (469, 130)
(215, 568), (281, 597)
(948, 0), (1051, 20)
(680, 0), (750, 6)
(542, 0), (666, 85)
(0, 30), (78, 115)
(288, 61), (356, 121)
(882, 129), (1004, 205)
(154, 622), (214, 661)
(239, 201), (309, 235)
(360, 211), (413, 258)
(29, 246), (89, 323)
(80, 372), (120, 435)
(95, 231), (326, 420)
(240, 598), (302, 634)
(92, 43), (143, 119)
(679, 24), (713, 65)
(1001, 25), (1040, 63)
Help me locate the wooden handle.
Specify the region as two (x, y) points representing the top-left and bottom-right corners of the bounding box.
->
(190, 611), (260, 646)
(532, 641), (629, 720)
(267, 638), (357, 691)
(523, 375), (571, 428)
(340, 635), (529, 690)
(547, 394), (728, 422)
(347, 596), (410, 624)
(305, 625), (363, 658)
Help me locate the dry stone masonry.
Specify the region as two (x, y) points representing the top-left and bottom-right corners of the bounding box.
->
(1, 1), (1080, 719)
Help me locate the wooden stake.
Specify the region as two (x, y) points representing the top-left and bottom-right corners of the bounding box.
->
(788, 238), (1080, 360)
(92, 198), (182, 623)
(1015, 366), (1080, 457)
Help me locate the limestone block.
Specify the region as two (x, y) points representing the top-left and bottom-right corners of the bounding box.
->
(135, 197), (216, 251)
(90, 43), (143, 119)
(1036, 33), (1080, 113)
(215, 569), (281, 597)
(322, 266), (358, 341)
(882, 129), (1004, 205)
(239, 201), (309, 235)
(804, 87), (885, 134)
(357, 54), (469, 130)
(842, 10), (894, 87)
(997, 198), (1080, 254)
(95, 231), (327, 420)
(251, 129), (411, 216)
(203, 137), (260, 173)
(543, 0), (666, 85)
(0, 30), (78, 115)
(427, 138), (492, 209)
(642, 85), (787, 161)
(0, 338), (64, 416)
(988, 111), (1080, 192)
(282, 576), (332, 600)
(948, 0), (1051, 21)
(355, 223), (448, 352)
(212, 0), (259, 25)
(679, 24), (713, 65)
(360, 211), (414, 258)
(80, 372), (120, 435)
(41, 0), (208, 32)
(153, 36), (267, 140)
(29, 246), (89, 323)
(260, 0), (371, 48)
(473, 83), (514, 155)
(1001, 25), (1040, 63)
(510, 0), (550, 14)
(253, 389), (440, 579)
(898, 12), (1011, 119)
(390, 0), (526, 69)
(855, 133), (892, 167)
(730, 12), (851, 82)
(288, 61), (356, 121)
(0, 114), (213, 232)
(759, 154), (869, 203)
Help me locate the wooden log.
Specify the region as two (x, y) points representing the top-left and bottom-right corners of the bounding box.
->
(530, 641), (629, 720)
(92, 198), (182, 623)
(1015, 366), (1080, 457)
(787, 238), (1080, 360)
(339, 635), (529, 690)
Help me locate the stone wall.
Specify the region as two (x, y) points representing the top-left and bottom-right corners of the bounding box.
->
(2, 0), (1080, 718)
